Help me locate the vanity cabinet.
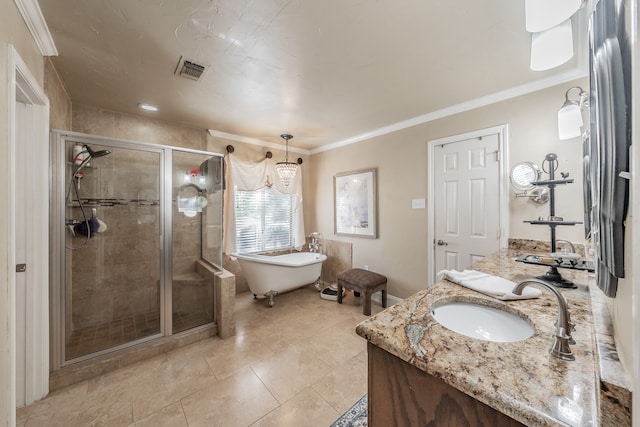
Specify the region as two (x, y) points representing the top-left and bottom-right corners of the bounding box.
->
(367, 343), (524, 426)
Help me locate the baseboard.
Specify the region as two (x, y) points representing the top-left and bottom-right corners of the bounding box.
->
(324, 281), (403, 307)
(371, 292), (403, 307)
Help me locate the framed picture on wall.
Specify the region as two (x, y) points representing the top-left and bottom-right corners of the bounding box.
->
(334, 168), (377, 238)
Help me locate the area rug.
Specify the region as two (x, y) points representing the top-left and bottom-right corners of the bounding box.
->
(330, 394), (367, 426)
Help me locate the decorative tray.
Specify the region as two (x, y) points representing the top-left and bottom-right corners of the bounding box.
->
(515, 254), (595, 272)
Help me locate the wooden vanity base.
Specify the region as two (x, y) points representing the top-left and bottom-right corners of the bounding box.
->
(368, 342), (525, 426)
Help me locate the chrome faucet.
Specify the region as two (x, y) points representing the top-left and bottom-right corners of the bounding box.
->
(555, 239), (576, 253)
(512, 278), (575, 361)
(308, 232), (323, 254)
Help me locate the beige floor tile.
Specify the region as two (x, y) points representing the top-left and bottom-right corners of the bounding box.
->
(19, 286), (380, 425)
(295, 320), (367, 366)
(205, 332), (276, 380)
(20, 378), (133, 427)
(251, 345), (332, 403)
(354, 349), (368, 364)
(131, 353), (218, 421)
(161, 335), (224, 360)
(250, 387), (340, 427)
(312, 356), (368, 415)
(129, 402), (188, 427)
(181, 367), (279, 427)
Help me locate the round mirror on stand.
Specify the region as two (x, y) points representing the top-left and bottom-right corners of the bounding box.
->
(510, 162), (549, 204)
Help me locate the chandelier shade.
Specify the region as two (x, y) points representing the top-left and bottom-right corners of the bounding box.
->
(275, 133), (299, 189)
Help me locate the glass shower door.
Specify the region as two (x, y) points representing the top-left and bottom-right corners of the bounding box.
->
(64, 142), (163, 361)
(171, 151), (223, 334)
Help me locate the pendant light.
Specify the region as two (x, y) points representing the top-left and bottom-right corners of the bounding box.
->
(276, 133), (298, 189)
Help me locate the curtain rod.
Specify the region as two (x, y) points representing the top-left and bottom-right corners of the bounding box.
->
(226, 144), (303, 164)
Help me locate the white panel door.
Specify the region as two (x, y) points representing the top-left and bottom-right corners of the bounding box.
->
(434, 134), (501, 273)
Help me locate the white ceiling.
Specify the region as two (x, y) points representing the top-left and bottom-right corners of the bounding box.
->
(39, 0), (587, 151)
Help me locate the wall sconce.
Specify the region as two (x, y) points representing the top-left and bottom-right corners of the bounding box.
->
(526, 0), (584, 71)
(525, 0), (584, 32)
(558, 86), (589, 140)
(530, 19), (574, 71)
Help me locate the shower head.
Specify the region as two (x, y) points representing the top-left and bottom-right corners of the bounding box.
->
(84, 144), (111, 159)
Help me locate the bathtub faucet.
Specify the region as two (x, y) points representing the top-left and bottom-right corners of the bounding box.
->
(309, 241), (323, 253)
(308, 232), (323, 254)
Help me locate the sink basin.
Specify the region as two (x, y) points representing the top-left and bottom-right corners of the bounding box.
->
(431, 300), (534, 343)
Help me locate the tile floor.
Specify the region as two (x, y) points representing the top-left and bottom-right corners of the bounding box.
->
(17, 286), (384, 426)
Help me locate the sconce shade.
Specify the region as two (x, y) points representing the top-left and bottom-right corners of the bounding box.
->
(558, 101), (583, 140)
(525, 0), (583, 32)
(530, 19), (574, 71)
(557, 86), (588, 140)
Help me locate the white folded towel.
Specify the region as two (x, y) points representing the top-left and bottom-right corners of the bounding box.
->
(436, 269), (542, 300)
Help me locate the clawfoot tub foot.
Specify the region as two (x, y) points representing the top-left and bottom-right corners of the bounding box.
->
(265, 290), (278, 307)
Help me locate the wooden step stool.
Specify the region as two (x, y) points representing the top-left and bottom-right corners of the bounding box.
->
(337, 268), (388, 315)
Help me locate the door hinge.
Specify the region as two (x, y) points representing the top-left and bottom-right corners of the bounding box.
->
(16, 264), (26, 273)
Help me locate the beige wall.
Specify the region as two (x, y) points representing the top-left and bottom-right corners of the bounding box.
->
(72, 103), (206, 150)
(608, 227), (633, 377)
(42, 33), (638, 405)
(0, 0), (47, 424)
(309, 81), (589, 299)
(44, 58), (71, 130)
(308, 76), (635, 381)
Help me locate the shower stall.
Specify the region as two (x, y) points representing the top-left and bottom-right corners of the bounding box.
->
(49, 131), (223, 368)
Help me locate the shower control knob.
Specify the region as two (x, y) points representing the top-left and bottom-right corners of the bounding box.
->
(436, 240), (448, 246)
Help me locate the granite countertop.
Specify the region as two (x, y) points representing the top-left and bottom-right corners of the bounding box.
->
(356, 248), (598, 427)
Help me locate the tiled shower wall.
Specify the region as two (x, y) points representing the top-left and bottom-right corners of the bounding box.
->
(62, 102), (214, 331)
(317, 239), (353, 286)
(66, 148), (162, 329)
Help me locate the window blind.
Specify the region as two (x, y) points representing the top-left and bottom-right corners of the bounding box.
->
(235, 186), (294, 253)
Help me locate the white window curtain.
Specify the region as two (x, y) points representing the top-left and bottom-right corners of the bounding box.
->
(222, 154), (305, 254)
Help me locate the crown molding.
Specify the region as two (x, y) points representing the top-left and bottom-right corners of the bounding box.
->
(207, 129), (310, 155)
(209, 67), (587, 156)
(310, 67), (587, 154)
(14, 0), (58, 56)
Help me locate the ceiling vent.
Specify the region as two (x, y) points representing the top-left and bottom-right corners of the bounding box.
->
(175, 56), (208, 81)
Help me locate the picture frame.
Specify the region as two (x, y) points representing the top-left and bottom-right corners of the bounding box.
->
(334, 168), (377, 238)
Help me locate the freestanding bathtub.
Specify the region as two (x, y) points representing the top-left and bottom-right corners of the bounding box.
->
(233, 251), (327, 307)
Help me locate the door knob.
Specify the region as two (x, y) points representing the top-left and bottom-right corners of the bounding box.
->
(436, 240), (448, 246)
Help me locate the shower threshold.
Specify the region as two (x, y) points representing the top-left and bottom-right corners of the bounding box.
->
(52, 322), (217, 392)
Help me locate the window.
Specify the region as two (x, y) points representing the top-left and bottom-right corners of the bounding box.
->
(234, 186), (294, 253)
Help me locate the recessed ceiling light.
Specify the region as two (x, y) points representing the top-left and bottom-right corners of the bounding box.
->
(138, 103), (158, 112)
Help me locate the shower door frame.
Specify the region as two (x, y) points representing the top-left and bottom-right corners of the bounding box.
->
(50, 130), (223, 370)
